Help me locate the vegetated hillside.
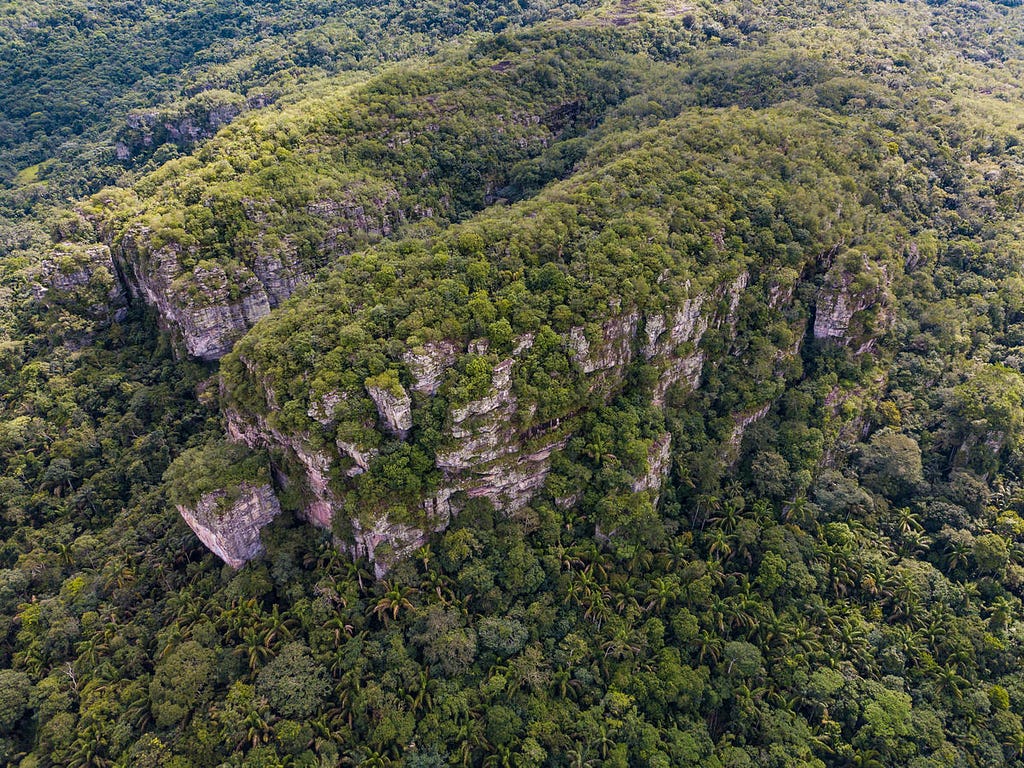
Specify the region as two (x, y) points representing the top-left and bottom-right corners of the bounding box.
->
(5, 0), (1024, 766)
(209, 103), (893, 574)
(83, 24), (694, 359)
(0, 0), (594, 214)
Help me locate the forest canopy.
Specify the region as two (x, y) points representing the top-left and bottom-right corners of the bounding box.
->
(4, 1), (1024, 767)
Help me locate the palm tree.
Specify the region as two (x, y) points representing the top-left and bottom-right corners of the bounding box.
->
(420, 568), (454, 605)
(372, 581), (417, 623)
(483, 746), (516, 768)
(696, 629), (723, 664)
(567, 743), (595, 768)
(934, 663), (967, 701)
(243, 707), (274, 748)
(706, 528), (734, 562)
(235, 626), (273, 673)
(601, 623), (644, 660)
(986, 594), (1018, 632)
(260, 604), (296, 649)
(849, 748), (885, 768)
(323, 615), (355, 648)
(942, 536), (972, 576)
(591, 723), (615, 760)
(644, 576), (681, 613)
(406, 667), (436, 713)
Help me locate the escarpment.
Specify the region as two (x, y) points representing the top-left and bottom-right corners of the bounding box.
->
(90, 29), (656, 361)
(220, 275), (776, 572)
(157, 106), (910, 571)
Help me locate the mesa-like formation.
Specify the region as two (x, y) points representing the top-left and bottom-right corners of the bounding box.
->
(85, 29), (664, 359)
(195, 107), (899, 571)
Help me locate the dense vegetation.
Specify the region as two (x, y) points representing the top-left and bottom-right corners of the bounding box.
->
(0, 0), (592, 213)
(5, 0), (1024, 766)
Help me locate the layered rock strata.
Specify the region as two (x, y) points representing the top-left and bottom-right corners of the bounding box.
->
(215, 273), (776, 570)
(176, 483), (282, 568)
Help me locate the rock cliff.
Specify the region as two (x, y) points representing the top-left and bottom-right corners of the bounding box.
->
(110, 227), (275, 360)
(813, 254), (893, 351)
(28, 242), (129, 346)
(93, 40), (638, 363)
(161, 105), (898, 572)
(214, 271), (782, 570)
(176, 483), (282, 569)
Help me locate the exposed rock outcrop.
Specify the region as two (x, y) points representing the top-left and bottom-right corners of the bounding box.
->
(728, 403), (772, 453)
(210, 274), (773, 571)
(30, 243), (128, 320)
(569, 312), (640, 376)
(631, 432), (672, 505)
(643, 296), (709, 406)
(115, 92), (250, 161)
(404, 341), (459, 394)
(28, 243), (129, 347)
(226, 409), (341, 528)
(367, 382), (413, 438)
(176, 483), (282, 568)
(112, 227), (273, 360)
(438, 359), (522, 471)
(813, 256), (893, 350)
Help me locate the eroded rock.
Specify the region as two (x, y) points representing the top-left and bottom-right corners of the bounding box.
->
(177, 483), (282, 568)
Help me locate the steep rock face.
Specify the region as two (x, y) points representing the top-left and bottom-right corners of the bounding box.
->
(641, 273), (749, 406)
(115, 94), (250, 161)
(176, 483), (282, 568)
(438, 359), (523, 471)
(728, 403), (772, 453)
(404, 341), (459, 394)
(631, 432), (673, 504)
(813, 257), (893, 350)
(643, 295), (709, 407)
(113, 227), (273, 360)
(226, 409), (340, 528)
(462, 436), (569, 512)
(28, 243), (130, 349)
(252, 248), (309, 308)
(569, 312), (640, 377)
(367, 383), (413, 438)
(30, 243), (128, 320)
(213, 273), (776, 570)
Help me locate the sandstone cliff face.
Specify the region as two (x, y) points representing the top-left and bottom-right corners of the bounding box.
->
(105, 184), (422, 360)
(211, 271), (780, 571)
(404, 341), (459, 395)
(176, 483), (282, 568)
(813, 257), (892, 351)
(32, 242), (128, 305)
(115, 93), (251, 161)
(28, 243), (129, 345)
(569, 312), (640, 378)
(631, 432), (673, 505)
(226, 410), (341, 529)
(367, 383), (413, 439)
(112, 227), (275, 360)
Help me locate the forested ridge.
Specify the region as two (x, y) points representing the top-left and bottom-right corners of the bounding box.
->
(5, 0), (1024, 766)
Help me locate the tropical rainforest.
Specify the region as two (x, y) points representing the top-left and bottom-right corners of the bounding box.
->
(5, 0), (1024, 766)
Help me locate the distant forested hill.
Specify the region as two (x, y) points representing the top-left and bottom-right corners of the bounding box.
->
(0, 0), (593, 210)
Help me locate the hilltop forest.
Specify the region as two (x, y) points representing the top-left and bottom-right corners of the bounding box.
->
(5, 0), (1024, 766)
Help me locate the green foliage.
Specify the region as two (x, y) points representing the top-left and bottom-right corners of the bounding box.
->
(7, 1), (1024, 767)
(163, 438), (270, 509)
(255, 642), (329, 719)
(0, 669), (30, 733)
(149, 640), (217, 728)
